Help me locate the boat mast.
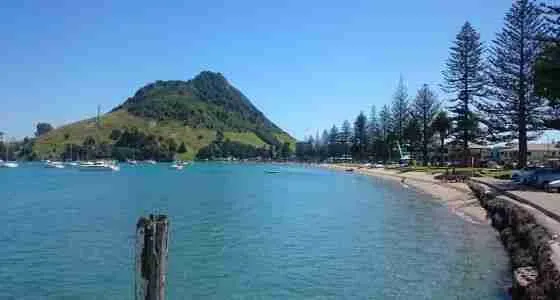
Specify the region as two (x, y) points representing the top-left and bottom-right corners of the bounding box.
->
(5, 136), (8, 161)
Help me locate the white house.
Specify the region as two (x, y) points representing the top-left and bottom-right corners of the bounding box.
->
(494, 143), (560, 164)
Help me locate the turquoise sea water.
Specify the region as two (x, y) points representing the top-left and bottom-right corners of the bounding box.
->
(0, 163), (510, 299)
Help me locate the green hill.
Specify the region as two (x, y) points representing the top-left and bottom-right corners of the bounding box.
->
(34, 71), (294, 160)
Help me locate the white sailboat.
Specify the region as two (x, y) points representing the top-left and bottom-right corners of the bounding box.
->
(45, 161), (65, 169)
(170, 161), (184, 170)
(1, 138), (18, 168)
(1, 162), (18, 168)
(79, 160), (120, 171)
(66, 143), (79, 166)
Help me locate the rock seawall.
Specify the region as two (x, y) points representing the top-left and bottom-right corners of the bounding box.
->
(468, 182), (560, 299)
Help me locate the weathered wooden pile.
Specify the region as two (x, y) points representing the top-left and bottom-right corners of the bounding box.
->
(135, 214), (169, 300)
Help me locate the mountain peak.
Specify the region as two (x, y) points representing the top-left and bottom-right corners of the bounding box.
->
(115, 71), (286, 144)
(34, 71), (294, 160)
(193, 71), (227, 83)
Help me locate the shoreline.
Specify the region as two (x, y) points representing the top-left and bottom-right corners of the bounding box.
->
(323, 164), (489, 225)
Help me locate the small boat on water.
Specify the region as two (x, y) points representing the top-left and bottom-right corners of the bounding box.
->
(45, 161), (65, 169)
(345, 168), (355, 172)
(170, 162), (184, 170)
(79, 161), (120, 171)
(145, 160), (157, 165)
(170, 160), (191, 170)
(67, 161), (79, 167)
(1, 140), (18, 168)
(265, 170), (281, 174)
(0, 162), (19, 168)
(170, 164), (184, 170)
(127, 159), (138, 165)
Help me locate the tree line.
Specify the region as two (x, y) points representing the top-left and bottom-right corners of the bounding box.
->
(196, 130), (293, 160)
(297, 0), (560, 168)
(58, 128), (188, 162)
(4, 122), (293, 161)
(0, 124), (53, 161)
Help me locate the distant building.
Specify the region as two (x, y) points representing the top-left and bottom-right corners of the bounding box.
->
(494, 143), (560, 165)
(444, 140), (492, 165)
(326, 155), (353, 163)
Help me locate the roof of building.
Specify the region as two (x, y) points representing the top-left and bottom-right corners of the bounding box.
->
(445, 140), (491, 149)
(499, 143), (560, 152)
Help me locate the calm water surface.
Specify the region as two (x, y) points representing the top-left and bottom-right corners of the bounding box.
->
(0, 163), (510, 299)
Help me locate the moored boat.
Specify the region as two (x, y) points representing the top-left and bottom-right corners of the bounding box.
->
(0, 162), (19, 168)
(170, 162), (184, 170)
(170, 160), (189, 170)
(1, 138), (18, 168)
(46, 161), (65, 169)
(79, 161), (120, 171)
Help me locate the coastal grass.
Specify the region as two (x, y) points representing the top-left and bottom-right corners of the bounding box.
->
(392, 165), (512, 179)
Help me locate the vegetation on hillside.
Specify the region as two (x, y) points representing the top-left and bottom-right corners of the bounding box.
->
(196, 130), (293, 160)
(115, 71), (286, 147)
(31, 72), (295, 161)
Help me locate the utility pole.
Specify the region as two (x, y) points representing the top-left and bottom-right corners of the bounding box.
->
(96, 105), (101, 129)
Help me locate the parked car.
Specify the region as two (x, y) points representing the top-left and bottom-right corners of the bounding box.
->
(545, 179), (560, 193)
(487, 161), (503, 169)
(511, 167), (539, 184)
(527, 168), (560, 189)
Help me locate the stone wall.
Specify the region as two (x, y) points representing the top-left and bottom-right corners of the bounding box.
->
(468, 182), (560, 299)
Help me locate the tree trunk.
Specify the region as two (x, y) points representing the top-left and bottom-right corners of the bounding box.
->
(518, 27), (527, 169)
(423, 124), (428, 166)
(519, 127), (527, 168)
(519, 88), (527, 168)
(440, 136), (445, 166)
(463, 92), (470, 167)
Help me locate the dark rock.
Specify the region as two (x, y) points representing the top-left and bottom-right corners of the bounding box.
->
(467, 181), (560, 299)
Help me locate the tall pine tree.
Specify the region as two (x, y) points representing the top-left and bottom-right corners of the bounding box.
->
(340, 120), (352, 156)
(442, 22), (486, 163)
(353, 111), (368, 161)
(432, 111), (452, 164)
(536, 4), (560, 129)
(391, 76), (410, 145)
(368, 105), (381, 159)
(379, 104), (393, 161)
(328, 125), (340, 158)
(328, 125), (339, 144)
(481, 0), (546, 167)
(411, 84), (440, 165)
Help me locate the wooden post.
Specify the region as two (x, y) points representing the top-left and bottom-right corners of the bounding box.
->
(135, 214), (169, 300)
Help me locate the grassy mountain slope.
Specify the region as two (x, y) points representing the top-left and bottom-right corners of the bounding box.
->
(34, 71), (294, 160)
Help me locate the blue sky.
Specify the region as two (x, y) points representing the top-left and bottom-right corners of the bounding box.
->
(1, 0), (516, 140)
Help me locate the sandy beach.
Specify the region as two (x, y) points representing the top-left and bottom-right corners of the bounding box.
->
(324, 164), (489, 224)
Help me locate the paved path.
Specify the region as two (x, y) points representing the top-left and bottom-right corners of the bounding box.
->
(473, 177), (560, 221)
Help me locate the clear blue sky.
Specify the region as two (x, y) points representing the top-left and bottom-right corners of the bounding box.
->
(1, 0), (515, 140)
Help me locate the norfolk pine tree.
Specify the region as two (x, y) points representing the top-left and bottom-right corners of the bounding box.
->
(480, 0), (547, 167)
